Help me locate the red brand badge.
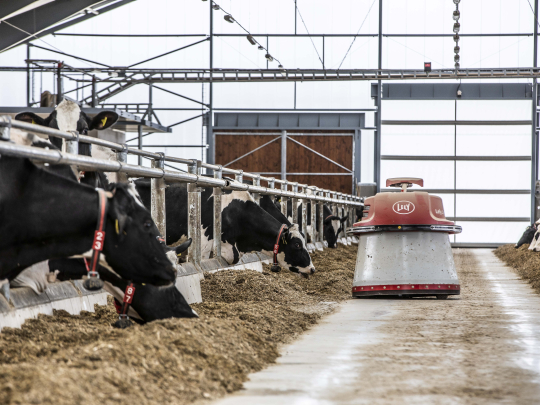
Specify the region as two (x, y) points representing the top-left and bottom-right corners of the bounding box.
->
(92, 230), (105, 251)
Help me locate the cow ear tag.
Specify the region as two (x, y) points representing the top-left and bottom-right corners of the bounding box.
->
(31, 119), (35, 124)
(115, 219), (120, 234)
(101, 116), (107, 127)
(177, 253), (182, 257)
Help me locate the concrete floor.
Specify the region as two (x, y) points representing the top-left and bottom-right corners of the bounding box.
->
(212, 249), (540, 405)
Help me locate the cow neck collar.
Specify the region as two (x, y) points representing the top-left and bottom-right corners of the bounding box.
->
(87, 188), (109, 280)
(273, 224), (288, 267)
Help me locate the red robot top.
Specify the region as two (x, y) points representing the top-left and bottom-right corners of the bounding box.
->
(350, 178), (461, 235)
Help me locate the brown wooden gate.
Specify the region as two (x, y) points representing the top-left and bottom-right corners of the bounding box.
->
(215, 130), (354, 193)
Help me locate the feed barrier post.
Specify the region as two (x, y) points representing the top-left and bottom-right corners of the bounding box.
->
(291, 183), (298, 225)
(116, 144), (129, 183)
(253, 175), (261, 205)
(301, 185), (308, 237)
(151, 153), (167, 239)
(318, 189), (324, 244)
(310, 186), (317, 244)
(268, 177), (276, 213)
(281, 181), (288, 217)
(65, 131), (78, 155)
(187, 160), (202, 269)
(213, 166), (222, 259)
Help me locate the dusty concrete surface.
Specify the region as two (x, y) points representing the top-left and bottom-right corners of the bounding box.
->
(212, 249), (540, 405)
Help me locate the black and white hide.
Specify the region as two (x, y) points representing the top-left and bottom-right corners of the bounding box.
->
(134, 180), (315, 277)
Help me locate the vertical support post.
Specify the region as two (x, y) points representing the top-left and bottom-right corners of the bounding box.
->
(268, 177), (276, 213)
(375, 0), (383, 192)
(65, 131), (79, 155)
(209, 0), (214, 164)
(116, 144), (129, 183)
(137, 125), (143, 166)
(253, 175), (261, 205)
(26, 44), (31, 107)
(301, 186), (308, 239)
(188, 160), (202, 269)
(91, 75), (97, 108)
(56, 62), (63, 105)
(148, 83), (153, 120)
(151, 154), (166, 239)
(331, 191), (338, 217)
(318, 189), (324, 244)
(281, 130), (287, 180)
(281, 181), (288, 217)
(532, 0), (538, 224)
(291, 182), (299, 224)
(213, 166), (222, 259)
(353, 129), (362, 195)
(235, 170), (243, 184)
(310, 186), (317, 243)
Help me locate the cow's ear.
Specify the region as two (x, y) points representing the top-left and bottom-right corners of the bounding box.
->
(174, 238), (192, 256)
(89, 111), (119, 130)
(340, 216), (348, 223)
(109, 186), (134, 240)
(15, 112), (47, 126)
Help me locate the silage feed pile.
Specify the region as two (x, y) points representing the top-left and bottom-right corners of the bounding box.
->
(494, 244), (540, 292)
(0, 244), (357, 405)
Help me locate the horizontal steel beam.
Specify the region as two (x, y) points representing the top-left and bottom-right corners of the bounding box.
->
(382, 155), (531, 161)
(381, 188), (530, 194)
(382, 120), (532, 125)
(53, 32), (535, 38)
(5, 67), (540, 83)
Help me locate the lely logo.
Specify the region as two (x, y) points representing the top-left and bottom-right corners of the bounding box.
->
(392, 201), (415, 214)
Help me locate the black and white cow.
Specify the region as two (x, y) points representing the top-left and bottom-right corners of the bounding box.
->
(134, 180), (315, 277)
(276, 198), (346, 248)
(49, 243), (198, 324)
(15, 99), (118, 155)
(516, 224), (537, 248)
(0, 146), (176, 286)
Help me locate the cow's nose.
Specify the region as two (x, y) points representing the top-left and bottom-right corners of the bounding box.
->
(310, 267), (316, 274)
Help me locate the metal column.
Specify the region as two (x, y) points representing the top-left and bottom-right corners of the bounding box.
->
(532, 0), (539, 224)
(374, 0), (383, 192)
(213, 166), (222, 259)
(281, 181), (288, 217)
(26, 44), (30, 107)
(188, 160), (202, 269)
(281, 130), (287, 180)
(353, 129), (362, 194)
(318, 189), (324, 243)
(301, 186), (308, 238)
(310, 186), (317, 243)
(291, 182), (298, 223)
(151, 154), (167, 238)
(137, 125), (143, 166)
(207, 0), (214, 165)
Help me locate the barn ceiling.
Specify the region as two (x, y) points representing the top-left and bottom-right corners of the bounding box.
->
(0, 0), (134, 53)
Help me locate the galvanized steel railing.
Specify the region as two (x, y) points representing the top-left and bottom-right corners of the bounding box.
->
(0, 116), (363, 270)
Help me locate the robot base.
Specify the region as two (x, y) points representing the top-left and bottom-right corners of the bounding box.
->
(352, 231), (460, 298)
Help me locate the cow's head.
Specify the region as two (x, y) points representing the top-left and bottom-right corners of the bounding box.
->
(277, 224), (315, 278)
(15, 99), (118, 154)
(516, 225), (537, 249)
(102, 183), (176, 286)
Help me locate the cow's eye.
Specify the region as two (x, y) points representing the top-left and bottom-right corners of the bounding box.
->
(144, 220), (152, 228)
(294, 242), (301, 249)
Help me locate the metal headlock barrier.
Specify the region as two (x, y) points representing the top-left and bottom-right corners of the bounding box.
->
(0, 116), (363, 270)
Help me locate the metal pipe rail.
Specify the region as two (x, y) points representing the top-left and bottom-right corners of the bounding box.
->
(0, 141), (363, 207)
(1, 118), (362, 271)
(0, 116), (363, 205)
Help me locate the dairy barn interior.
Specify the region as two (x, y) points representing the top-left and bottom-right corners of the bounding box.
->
(2, 0), (540, 403)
